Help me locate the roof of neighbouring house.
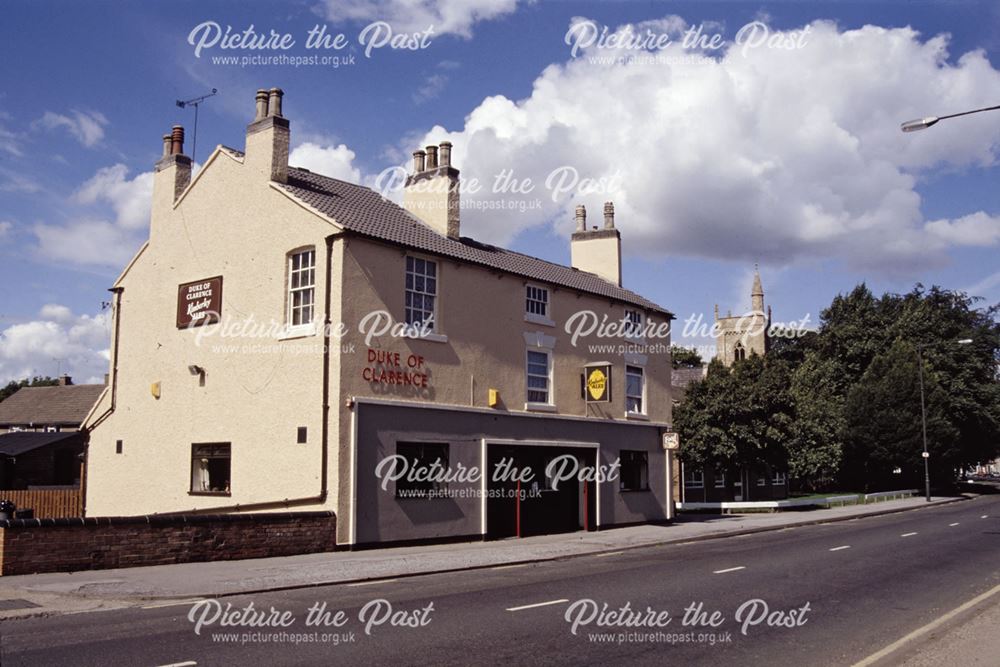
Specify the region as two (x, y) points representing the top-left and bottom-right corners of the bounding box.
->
(0, 385), (105, 427)
(0, 430), (84, 457)
(275, 166), (672, 316)
(671, 366), (708, 402)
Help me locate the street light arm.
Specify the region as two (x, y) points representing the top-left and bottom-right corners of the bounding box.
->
(901, 103), (1000, 132)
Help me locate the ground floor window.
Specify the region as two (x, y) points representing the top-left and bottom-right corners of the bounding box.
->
(772, 471), (788, 486)
(619, 450), (649, 491)
(395, 442), (449, 498)
(191, 443), (231, 495)
(714, 470), (726, 488)
(684, 469), (704, 489)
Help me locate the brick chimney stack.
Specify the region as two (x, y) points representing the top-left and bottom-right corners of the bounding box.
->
(245, 87), (289, 184)
(152, 124), (192, 212)
(403, 141), (461, 239)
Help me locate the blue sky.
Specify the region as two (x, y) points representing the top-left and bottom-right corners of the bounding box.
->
(1, 0), (999, 382)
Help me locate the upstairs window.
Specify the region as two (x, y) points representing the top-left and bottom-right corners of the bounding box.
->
(624, 309), (643, 338)
(526, 285), (549, 318)
(526, 350), (552, 405)
(405, 256), (437, 331)
(288, 249), (316, 328)
(625, 365), (645, 414)
(733, 342), (747, 362)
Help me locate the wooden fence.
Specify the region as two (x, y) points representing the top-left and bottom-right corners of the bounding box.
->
(0, 488), (83, 518)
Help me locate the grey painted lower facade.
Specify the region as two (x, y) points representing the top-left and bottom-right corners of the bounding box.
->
(351, 400), (671, 546)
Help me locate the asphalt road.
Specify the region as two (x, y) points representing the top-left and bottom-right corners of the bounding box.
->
(1, 496), (998, 666)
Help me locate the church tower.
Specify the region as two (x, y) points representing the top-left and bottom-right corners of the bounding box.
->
(714, 265), (771, 366)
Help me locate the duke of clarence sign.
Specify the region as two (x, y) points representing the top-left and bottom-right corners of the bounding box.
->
(177, 276), (223, 328)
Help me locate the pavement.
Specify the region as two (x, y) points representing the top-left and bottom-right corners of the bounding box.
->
(0, 494), (966, 619)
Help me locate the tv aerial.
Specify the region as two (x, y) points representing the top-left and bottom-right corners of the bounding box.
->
(175, 88), (218, 164)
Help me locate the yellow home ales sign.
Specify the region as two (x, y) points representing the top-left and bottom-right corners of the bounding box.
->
(177, 276), (223, 328)
(585, 364), (611, 403)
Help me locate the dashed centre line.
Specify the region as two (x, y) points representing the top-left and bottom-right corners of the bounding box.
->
(829, 545), (851, 552)
(901, 532), (918, 537)
(507, 599), (569, 612)
(713, 566), (746, 574)
(346, 579), (399, 587)
(949, 522), (960, 527)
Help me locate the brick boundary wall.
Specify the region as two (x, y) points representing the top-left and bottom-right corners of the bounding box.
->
(0, 511), (336, 576)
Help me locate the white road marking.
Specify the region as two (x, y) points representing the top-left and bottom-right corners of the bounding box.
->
(829, 545), (851, 552)
(949, 522), (960, 527)
(981, 515), (989, 519)
(346, 579), (399, 587)
(853, 582), (1000, 667)
(596, 551), (625, 558)
(713, 566), (746, 574)
(506, 599), (569, 612)
(900, 532), (918, 537)
(491, 563), (530, 570)
(156, 662), (197, 667)
(142, 599), (203, 610)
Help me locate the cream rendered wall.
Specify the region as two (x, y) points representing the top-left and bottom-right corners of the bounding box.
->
(332, 236), (673, 479)
(86, 147), (343, 518)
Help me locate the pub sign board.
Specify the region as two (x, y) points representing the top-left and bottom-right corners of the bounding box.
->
(177, 276), (223, 328)
(583, 364), (612, 403)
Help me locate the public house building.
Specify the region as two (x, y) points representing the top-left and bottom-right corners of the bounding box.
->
(84, 88), (678, 547)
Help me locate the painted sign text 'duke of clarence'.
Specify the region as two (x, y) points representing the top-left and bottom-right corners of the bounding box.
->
(177, 276), (223, 328)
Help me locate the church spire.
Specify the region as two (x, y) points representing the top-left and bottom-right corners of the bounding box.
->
(751, 264), (764, 312)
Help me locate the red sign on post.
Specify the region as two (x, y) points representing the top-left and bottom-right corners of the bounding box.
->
(176, 276), (223, 328)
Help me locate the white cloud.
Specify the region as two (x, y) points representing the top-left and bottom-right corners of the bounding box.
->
(289, 142), (363, 182)
(413, 73), (450, 105)
(925, 211), (1000, 246)
(320, 0), (522, 38)
(406, 19), (1000, 272)
(75, 164), (154, 230)
(0, 307), (111, 385)
(0, 167), (41, 194)
(36, 110), (108, 148)
(0, 220), (11, 238)
(33, 219), (138, 267)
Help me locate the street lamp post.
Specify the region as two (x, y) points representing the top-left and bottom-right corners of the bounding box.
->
(915, 339), (973, 502)
(901, 104), (1000, 132)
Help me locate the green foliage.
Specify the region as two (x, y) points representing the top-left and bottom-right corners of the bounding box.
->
(670, 345), (704, 369)
(676, 282), (1000, 492)
(0, 376), (59, 403)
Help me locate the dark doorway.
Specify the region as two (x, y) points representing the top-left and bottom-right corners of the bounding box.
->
(486, 444), (595, 539)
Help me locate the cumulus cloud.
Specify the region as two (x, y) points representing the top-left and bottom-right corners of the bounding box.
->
(289, 142), (363, 182)
(405, 18), (1000, 272)
(925, 211), (1000, 247)
(36, 110), (108, 147)
(74, 164), (153, 230)
(320, 0), (522, 38)
(33, 219), (138, 267)
(0, 306), (111, 385)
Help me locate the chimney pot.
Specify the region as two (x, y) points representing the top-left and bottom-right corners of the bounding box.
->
(439, 141), (452, 168)
(254, 89), (269, 121)
(268, 88), (284, 118)
(161, 134), (172, 158)
(603, 201), (615, 229)
(170, 125), (185, 156)
(574, 204), (587, 232)
(425, 145), (438, 169)
(412, 150), (426, 173)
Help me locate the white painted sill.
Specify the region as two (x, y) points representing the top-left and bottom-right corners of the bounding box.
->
(277, 325), (318, 341)
(626, 412), (650, 421)
(404, 331), (449, 344)
(524, 402), (557, 413)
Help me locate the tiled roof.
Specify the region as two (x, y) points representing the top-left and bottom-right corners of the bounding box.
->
(278, 167), (671, 315)
(0, 385), (105, 427)
(671, 366), (708, 401)
(0, 430), (83, 457)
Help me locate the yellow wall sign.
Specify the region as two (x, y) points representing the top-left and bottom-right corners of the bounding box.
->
(585, 365), (611, 403)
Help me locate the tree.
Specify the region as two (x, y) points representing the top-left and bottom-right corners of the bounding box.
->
(785, 354), (846, 491)
(0, 377), (59, 404)
(670, 345), (704, 369)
